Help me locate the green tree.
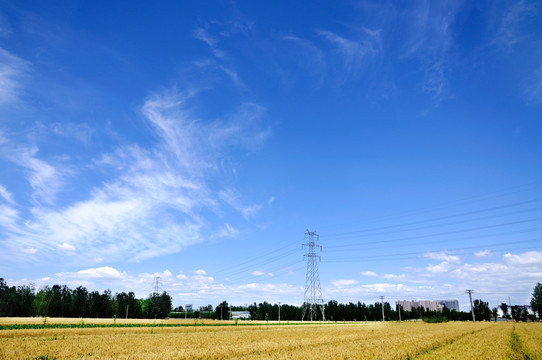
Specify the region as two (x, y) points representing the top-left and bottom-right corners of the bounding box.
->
(511, 305), (522, 322)
(473, 299), (491, 321)
(500, 303), (509, 319)
(34, 286), (53, 316)
(215, 300), (229, 320)
(73, 286), (89, 317)
(14, 285), (35, 317)
(49, 285), (63, 317)
(521, 306), (528, 322)
(530, 282), (542, 319)
(146, 292), (172, 319)
(0, 278), (8, 316)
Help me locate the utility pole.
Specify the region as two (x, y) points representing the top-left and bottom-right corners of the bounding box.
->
(301, 230), (326, 321)
(380, 296), (385, 321)
(466, 289), (475, 322)
(278, 302), (281, 323)
(397, 303), (401, 322)
(126, 304), (129, 319)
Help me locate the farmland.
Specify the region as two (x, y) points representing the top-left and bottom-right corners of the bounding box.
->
(0, 319), (540, 359)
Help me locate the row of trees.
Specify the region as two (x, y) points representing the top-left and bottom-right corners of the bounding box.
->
(171, 300), (503, 322)
(0, 279), (172, 319)
(3, 279), (541, 321)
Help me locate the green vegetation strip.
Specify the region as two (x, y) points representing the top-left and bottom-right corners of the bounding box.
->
(510, 327), (526, 360)
(0, 321), (347, 330)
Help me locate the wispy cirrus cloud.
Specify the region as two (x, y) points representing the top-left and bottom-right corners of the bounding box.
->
(0, 87), (269, 266)
(490, 0), (538, 51)
(400, 1), (460, 105)
(194, 27), (226, 59)
(2, 146), (65, 205)
(525, 62), (542, 103)
(319, 29), (380, 74)
(0, 48), (29, 106)
(283, 35), (326, 84)
(0, 184), (14, 204)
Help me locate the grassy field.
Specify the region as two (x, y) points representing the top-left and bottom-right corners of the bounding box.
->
(0, 318), (540, 359)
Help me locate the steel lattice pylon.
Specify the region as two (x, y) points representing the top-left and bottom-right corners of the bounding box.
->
(301, 230), (326, 321)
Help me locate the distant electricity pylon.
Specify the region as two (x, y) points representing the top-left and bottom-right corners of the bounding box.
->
(152, 275), (162, 295)
(302, 230), (326, 321)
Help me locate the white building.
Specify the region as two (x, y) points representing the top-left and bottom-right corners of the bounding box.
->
(231, 311), (251, 319)
(396, 300), (450, 312)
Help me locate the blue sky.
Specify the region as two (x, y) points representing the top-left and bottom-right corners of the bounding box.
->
(1, 0), (541, 311)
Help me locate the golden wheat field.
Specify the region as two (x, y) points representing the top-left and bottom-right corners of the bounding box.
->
(0, 319), (541, 359)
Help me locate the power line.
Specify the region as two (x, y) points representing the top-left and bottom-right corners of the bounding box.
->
(325, 226), (542, 253)
(324, 216), (542, 250)
(320, 198), (542, 241)
(324, 238), (542, 262)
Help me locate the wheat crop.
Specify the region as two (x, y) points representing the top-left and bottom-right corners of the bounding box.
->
(0, 319), (540, 359)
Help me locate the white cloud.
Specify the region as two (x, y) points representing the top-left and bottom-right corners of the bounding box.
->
(491, 0), (538, 51)
(251, 270), (273, 276)
(0, 204), (17, 230)
(50, 122), (95, 144)
(55, 266), (126, 280)
(2, 146), (64, 205)
(525, 62), (542, 104)
(57, 242), (76, 252)
(282, 35), (326, 83)
(219, 65), (245, 88)
(195, 269), (207, 275)
(0, 184), (14, 203)
(219, 189), (262, 218)
(211, 224), (238, 240)
(383, 273), (406, 280)
(474, 249), (495, 258)
(426, 261), (453, 273)
(400, 2), (459, 104)
(193, 27), (225, 58)
(331, 279), (359, 287)
(503, 251), (542, 265)
(0, 88), (269, 265)
(0, 48), (29, 105)
(361, 271), (377, 277)
(424, 251), (461, 263)
(319, 30), (379, 74)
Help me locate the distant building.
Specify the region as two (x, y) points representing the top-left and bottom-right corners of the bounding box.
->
(396, 299), (459, 312)
(438, 300), (460, 311)
(231, 311), (251, 319)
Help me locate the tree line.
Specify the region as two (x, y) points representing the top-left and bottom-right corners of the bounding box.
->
(2, 278), (541, 322)
(0, 278), (172, 319)
(171, 299), (536, 322)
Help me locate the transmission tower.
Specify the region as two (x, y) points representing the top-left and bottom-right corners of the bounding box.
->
(301, 230), (326, 321)
(152, 275), (162, 295)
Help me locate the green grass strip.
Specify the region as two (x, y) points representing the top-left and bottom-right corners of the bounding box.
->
(0, 321), (342, 331)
